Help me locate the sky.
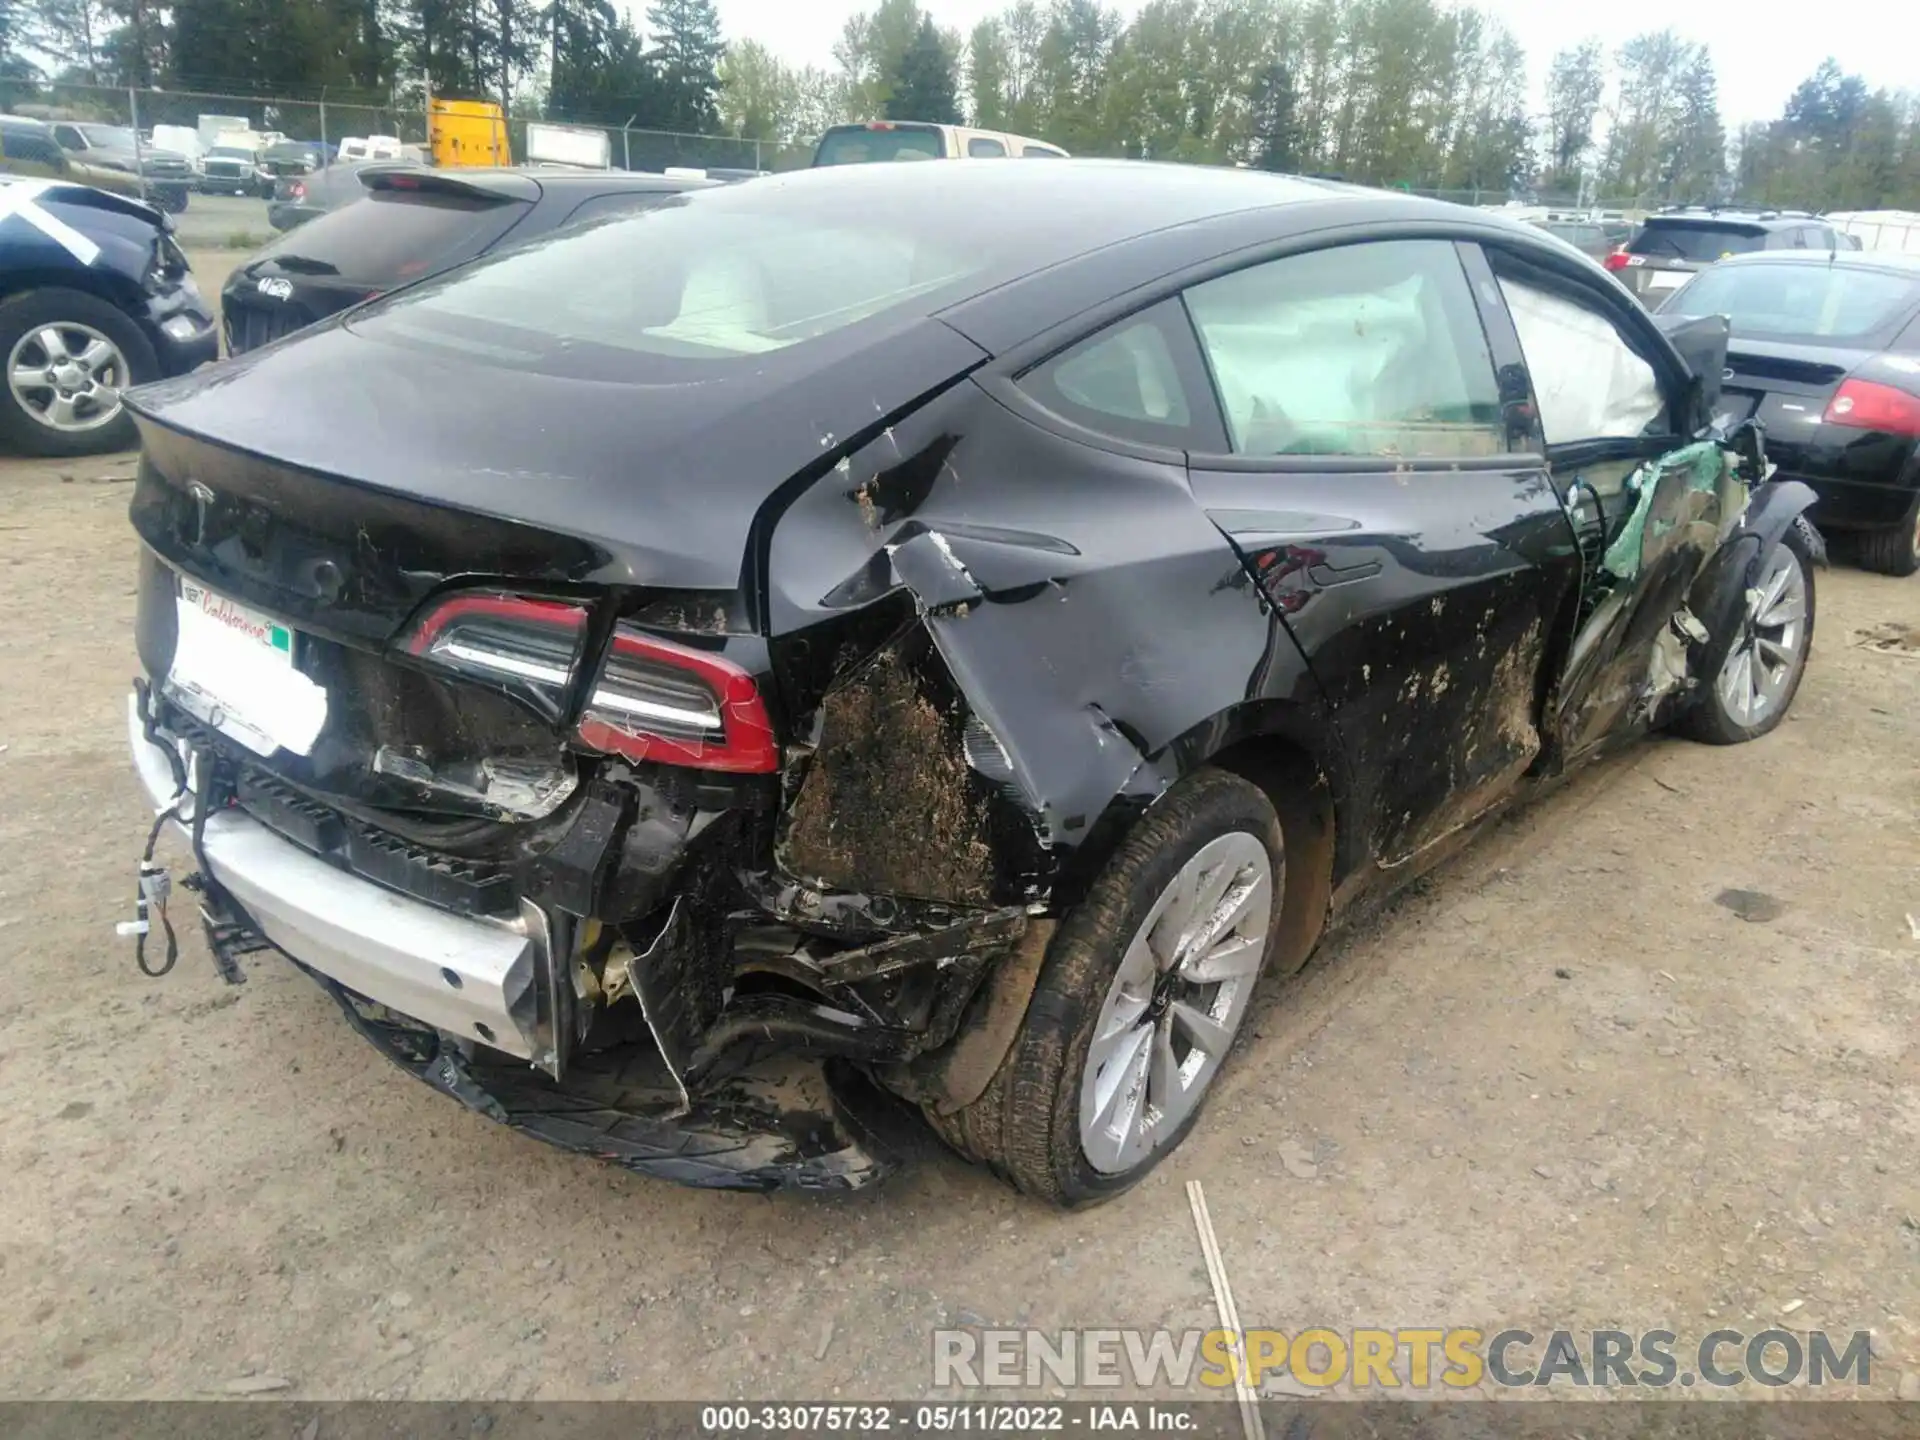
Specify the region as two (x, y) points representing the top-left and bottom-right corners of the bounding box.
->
(708, 0), (1920, 128)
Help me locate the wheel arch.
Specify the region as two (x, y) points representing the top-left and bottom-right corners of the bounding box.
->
(1049, 699), (1347, 977)
(0, 267), (147, 317)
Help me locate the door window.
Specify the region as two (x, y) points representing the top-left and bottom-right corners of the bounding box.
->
(967, 137), (1007, 158)
(1496, 278), (1668, 447)
(1184, 240), (1504, 459)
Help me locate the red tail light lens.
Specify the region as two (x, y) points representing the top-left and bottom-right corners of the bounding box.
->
(577, 625), (777, 774)
(290, 181), (306, 200)
(402, 597), (777, 773)
(1823, 379), (1920, 438)
(402, 593), (589, 720)
(1603, 249), (1641, 273)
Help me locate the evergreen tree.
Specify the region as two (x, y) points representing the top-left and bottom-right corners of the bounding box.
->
(885, 14), (958, 124)
(647, 0), (723, 132)
(1247, 59), (1298, 171)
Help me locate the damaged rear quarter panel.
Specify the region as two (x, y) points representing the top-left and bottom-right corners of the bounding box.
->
(763, 381), (1331, 909)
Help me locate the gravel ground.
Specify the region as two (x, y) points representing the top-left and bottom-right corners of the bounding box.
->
(1, 437), (1916, 1405)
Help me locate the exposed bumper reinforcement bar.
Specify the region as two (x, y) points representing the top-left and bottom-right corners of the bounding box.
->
(127, 692), (546, 1063)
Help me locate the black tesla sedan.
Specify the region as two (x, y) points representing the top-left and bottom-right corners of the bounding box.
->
(220, 165), (714, 354)
(123, 162), (1820, 1204)
(1658, 249), (1920, 574)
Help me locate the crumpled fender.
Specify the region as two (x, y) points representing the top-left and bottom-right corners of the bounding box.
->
(1680, 479), (1825, 706)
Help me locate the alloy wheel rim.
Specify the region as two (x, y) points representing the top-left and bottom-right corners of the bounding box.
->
(1078, 830), (1274, 1176)
(8, 323), (128, 433)
(1715, 546), (1809, 728)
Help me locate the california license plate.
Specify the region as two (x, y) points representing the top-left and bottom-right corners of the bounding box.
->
(167, 579), (328, 757)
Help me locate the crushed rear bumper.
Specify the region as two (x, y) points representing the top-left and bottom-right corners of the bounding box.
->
(126, 689), (893, 1193)
(321, 974), (890, 1192)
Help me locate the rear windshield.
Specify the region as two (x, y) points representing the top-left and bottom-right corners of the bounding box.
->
(366, 197), (979, 366)
(252, 188), (528, 288)
(1629, 221), (1766, 261)
(812, 125), (947, 166)
(1663, 262), (1920, 341)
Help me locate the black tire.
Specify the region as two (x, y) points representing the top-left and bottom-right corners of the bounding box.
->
(1679, 524), (1817, 746)
(0, 287), (156, 457)
(924, 768), (1284, 1207)
(1855, 498), (1920, 577)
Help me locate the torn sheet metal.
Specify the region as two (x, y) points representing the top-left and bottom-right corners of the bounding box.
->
(1552, 439), (1750, 755)
(767, 381), (1327, 908)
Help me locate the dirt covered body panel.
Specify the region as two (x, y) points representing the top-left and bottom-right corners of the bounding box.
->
(764, 381), (1333, 913)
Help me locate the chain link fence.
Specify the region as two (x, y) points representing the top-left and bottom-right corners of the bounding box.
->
(0, 79), (812, 173)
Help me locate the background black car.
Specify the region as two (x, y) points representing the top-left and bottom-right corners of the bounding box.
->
(130, 163), (1819, 1203)
(222, 165), (713, 354)
(0, 174), (215, 455)
(48, 121), (194, 213)
(1661, 248), (1920, 573)
(1607, 207), (1857, 304)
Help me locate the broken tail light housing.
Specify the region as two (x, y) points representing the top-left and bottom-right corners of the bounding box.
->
(403, 594), (777, 773)
(403, 593), (588, 722)
(576, 625), (778, 774)
(1823, 379), (1920, 439)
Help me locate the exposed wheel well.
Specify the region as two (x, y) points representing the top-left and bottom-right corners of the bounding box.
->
(1206, 734), (1336, 977)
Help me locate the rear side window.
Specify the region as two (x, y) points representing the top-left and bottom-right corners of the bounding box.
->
(1184, 239), (1504, 459)
(967, 137), (1007, 158)
(1022, 145), (1067, 159)
(252, 189), (528, 287)
(812, 125), (947, 165)
(1020, 300), (1203, 448)
(1665, 262), (1920, 343)
(1629, 222), (1765, 262)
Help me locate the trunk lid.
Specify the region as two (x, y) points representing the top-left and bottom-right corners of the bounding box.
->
(127, 305), (982, 825)
(127, 308), (986, 595)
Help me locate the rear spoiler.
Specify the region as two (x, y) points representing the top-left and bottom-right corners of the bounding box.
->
(356, 165), (540, 203)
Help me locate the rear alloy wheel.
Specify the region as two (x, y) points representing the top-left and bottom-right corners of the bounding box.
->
(1682, 527), (1816, 745)
(0, 288), (155, 457)
(923, 769), (1283, 1206)
(1856, 499), (1920, 578)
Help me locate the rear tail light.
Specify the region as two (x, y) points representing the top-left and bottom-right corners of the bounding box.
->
(401, 595), (776, 773)
(1823, 379), (1920, 438)
(290, 181), (306, 200)
(1603, 249), (1642, 273)
(403, 593), (588, 721)
(577, 625), (777, 774)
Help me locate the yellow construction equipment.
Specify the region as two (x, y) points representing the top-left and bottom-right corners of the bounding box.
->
(429, 98), (509, 168)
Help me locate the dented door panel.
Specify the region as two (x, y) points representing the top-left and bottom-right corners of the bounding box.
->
(764, 381), (1330, 910)
(1189, 460), (1579, 868)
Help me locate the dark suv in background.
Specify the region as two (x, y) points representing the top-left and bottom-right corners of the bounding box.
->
(1607, 207), (1859, 303)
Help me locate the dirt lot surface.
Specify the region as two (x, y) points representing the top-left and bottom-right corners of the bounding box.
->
(2, 428), (1918, 1403)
